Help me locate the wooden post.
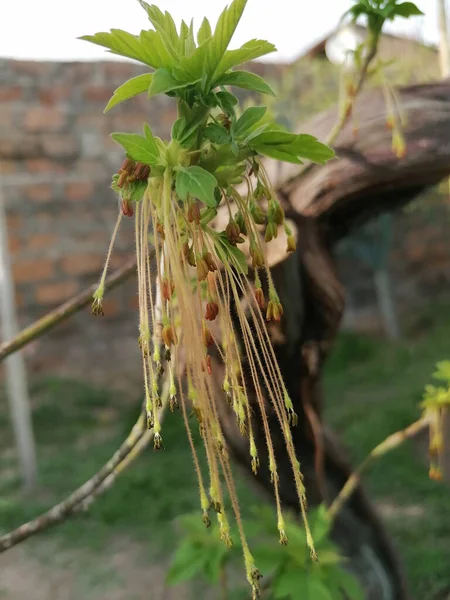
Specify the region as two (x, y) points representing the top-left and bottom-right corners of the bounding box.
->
(0, 182), (38, 492)
(438, 0), (450, 77)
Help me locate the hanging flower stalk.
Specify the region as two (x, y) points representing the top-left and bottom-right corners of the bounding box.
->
(82, 1), (335, 596)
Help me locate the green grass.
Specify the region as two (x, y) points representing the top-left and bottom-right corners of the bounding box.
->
(0, 301), (449, 598)
(324, 301), (450, 599)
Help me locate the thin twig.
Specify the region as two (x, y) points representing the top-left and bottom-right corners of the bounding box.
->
(283, 37), (378, 192)
(0, 257), (139, 364)
(0, 411), (148, 552)
(327, 417), (429, 521)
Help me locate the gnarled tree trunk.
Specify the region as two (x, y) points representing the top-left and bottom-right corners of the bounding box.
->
(214, 79), (450, 599)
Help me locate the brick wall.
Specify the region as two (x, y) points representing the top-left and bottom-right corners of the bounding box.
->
(1, 58), (450, 386)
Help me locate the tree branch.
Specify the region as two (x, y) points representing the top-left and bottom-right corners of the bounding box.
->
(0, 406), (158, 552)
(0, 257), (138, 364)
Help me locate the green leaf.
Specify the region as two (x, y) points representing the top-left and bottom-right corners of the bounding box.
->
(235, 106), (267, 137)
(128, 180), (148, 202)
(166, 541), (208, 585)
(249, 131), (335, 165)
(215, 235), (248, 275)
(176, 166), (218, 207)
(138, 29), (174, 69)
(272, 569), (309, 599)
(307, 579), (333, 600)
(217, 39), (277, 74)
(215, 71), (275, 96)
(140, 3), (179, 57)
(333, 569), (365, 600)
(197, 17), (212, 45)
(104, 73), (153, 113)
(252, 544), (286, 574)
(433, 361), (450, 383)
(111, 128), (159, 164)
(392, 2), (424, 18)
(80, 29), (159, 67)
(215, 90), (239, 114)
(310, 504), (332, 544)
(207, 0), (248, 81)
(204, 123), (230, 144)
(148, 68), (200, 97)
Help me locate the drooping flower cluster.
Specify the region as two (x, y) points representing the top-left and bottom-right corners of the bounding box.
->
(83, 1), (335, 595)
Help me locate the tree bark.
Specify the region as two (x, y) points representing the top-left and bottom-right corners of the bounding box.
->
(215, 79), (450, 599)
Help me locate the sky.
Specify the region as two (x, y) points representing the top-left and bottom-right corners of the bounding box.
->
(0, 0), (437, 63)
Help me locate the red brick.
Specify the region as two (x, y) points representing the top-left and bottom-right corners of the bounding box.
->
(0, 161), (16, 174)
(24, 107), (67, 132)
(13, 259), (54, 283)
(13, 61), (54, 76)
(0, 86), (22, 102)
(8, 235), (21, 252)
(28, 233), (58, 249)
(24, 183), (53, 203)
(26, 159), (66, 173)
(103, 62), (135, 79)
(61, 253), (103, 276)
(39, 85), (71, 106)
(64, 181), (95, 201)
(41, 135), (79, 159)
(0, 135), (41, 159)
(6, 214), (22, 230)
(84, 86), (114, 103)
(36, 281), (78, 304)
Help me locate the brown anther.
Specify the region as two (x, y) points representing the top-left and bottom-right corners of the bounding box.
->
(254, 288), (265, 310)
(156, 362), (165, 376)
(187, 203), (201, 224)
(120, 158), (134, 172)
(117, 171), (128, 188)
(202, 511), (212, 528)
(164, 348), (171, 362)
(134, 162), (150, 180)
(162, 278), (175, 301)
(156, 221), (165, 240)
(153, 432), (163, 450)
(203, 252), (217, 272)
(202, 324), (214, 348)
(162, 324), (177, 347)
(121, 198), (134, 217)
(146, 412), (154, 429)
(205, 301), (219, 321)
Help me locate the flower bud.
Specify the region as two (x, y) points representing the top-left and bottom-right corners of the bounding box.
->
(162, 278), (175, 301)
(250, 244), (264, 269)
(266, 299), (283, 323)
(234, 211), (247, 236)
(286, 234), (296, 253)
(197, 257), (209, 281)
(250, 202), (266, 225)
(203, 252), (217, 272)
(265, 222), (278, 243)
(205, 301), (219, 321)
(225, 220), (242, 246)
(91, 298), (104, 317)
(254, 288), (265, 310)
(272, 203), (284, 226)
(162, 324), (177, 347)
